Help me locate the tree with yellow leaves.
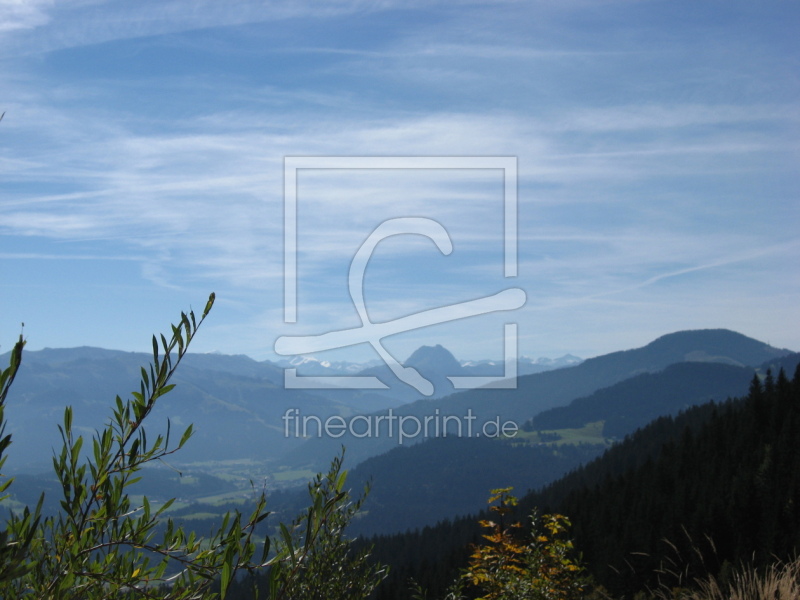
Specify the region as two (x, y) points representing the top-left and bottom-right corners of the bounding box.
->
(462, 487), (587, 600)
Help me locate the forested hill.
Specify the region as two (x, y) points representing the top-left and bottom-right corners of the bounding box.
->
(530, 360), (800, 596)
(343, 436), (601, 537)
(529, 360), (756, 437)
(274, 351), (775, 538)
(368, 355), (800, 600)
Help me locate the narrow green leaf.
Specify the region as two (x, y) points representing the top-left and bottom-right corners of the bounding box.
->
(129, 438), (140, 462)
(220, 559), (232, 599)
(172, 324), (184, 356)
(204, 292), (215, 317)
(179, 424), (194, 447)
(64, 406), (73, 433)
(161, 333), (169, 356)
(255, 510), (271, 524)
(182, 312), (192, 345)
(261, 535), (271, 563)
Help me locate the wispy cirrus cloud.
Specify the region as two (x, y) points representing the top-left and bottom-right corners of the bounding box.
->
(3, 98), (795, 295)
(0, 0), (452, 55)
(1, 1), (798, 359)
(0, 0), (52, 33)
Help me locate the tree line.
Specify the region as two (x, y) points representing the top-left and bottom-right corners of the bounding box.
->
(367, 359), (800, 599)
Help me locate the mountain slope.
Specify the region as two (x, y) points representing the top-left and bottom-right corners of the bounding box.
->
(368, 355), (800, 600)
(285, 329), (791, 469)
(1, 348), (344, 471)
(355, 344), (465, 401)
(2, 330), (790, 474)
(333, 357), (768, 537)
(344, 436), (602, 537)
(530, 360), (756, 437)
(525, 360), (800, 595)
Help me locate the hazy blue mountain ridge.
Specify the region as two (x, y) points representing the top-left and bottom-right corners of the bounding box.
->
(283, 329), (791, 469)
(322, 353), (788, 536)
(252, 347), (793, 538)
(0, 343), (587, 471)
(0, 331), (793, 540)
(1, 349), (337, 471)
(530, 361), (757, 437)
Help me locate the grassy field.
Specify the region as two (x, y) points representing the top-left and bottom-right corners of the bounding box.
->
(511, 421), (609, 446)
(273, 468), (316, 483)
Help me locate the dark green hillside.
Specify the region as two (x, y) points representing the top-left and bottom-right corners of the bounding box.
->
(368, 355), (800, 600)
(344, 436), (602, 537)
(292, 357), (776, 538)
(530, 363), (800, 596)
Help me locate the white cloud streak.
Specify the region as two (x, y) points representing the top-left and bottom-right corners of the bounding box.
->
(1, 1), (797, 358)
(0, 0), (52, 33)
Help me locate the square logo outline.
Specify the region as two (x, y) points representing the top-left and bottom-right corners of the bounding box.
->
(281, 156), (520, 391)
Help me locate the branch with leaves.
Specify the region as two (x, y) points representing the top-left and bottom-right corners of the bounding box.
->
(265, 450), (387, 600)
(0, 293), (273, 598)
(1, 294), (387, 599)
(462, 488), (587, 600)
(410, 488), (588, 600)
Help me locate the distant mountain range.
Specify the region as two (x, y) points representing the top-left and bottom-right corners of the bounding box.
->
(464, 353), (583, 375)
(0, 343), (580, 471)
(284, 329), (792, 469)
(275, 355), (383, 375)
(1, 347), (329, 471)
(1, 329), (796, 539)
(276, 348), (582, 379)
(277, 346), (583, 401)
(0, 330), (791, 475)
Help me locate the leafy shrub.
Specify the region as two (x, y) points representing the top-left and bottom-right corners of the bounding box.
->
(0, 294), (385, 599)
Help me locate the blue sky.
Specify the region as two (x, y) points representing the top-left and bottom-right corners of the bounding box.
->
(1, 1), (798, 364)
